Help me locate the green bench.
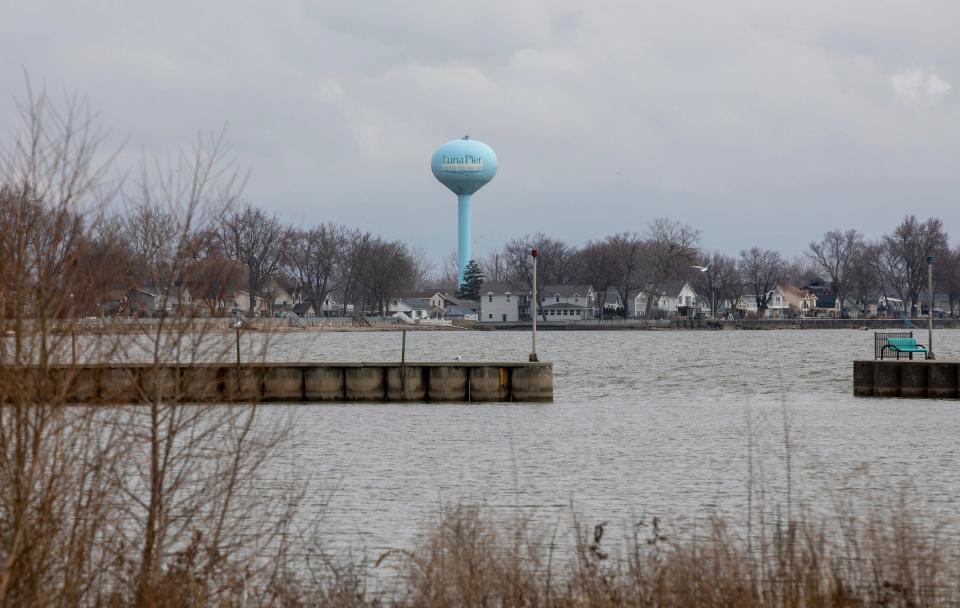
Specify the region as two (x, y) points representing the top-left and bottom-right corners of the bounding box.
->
(880, 337), (928, 360)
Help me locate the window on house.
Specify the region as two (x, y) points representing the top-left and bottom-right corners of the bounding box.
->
(488, 295), (493, 303)
(488, 313), (493, 319)
(506, 295), (510, 302)
(555, 295), (560, 303)
(574, 296), (579, 303)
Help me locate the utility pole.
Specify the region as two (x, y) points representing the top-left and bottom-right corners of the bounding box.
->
(927, 255), (935, 359)
(232, 317), (242, 392)
(529, 249), (538, 362)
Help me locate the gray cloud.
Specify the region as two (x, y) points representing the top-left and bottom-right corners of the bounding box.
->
(2, 0), (959, 260)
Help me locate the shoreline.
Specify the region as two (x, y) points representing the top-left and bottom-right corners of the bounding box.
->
(6, 318), (958, 335)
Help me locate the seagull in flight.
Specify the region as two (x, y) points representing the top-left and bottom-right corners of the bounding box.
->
(691, 264), (711, 272)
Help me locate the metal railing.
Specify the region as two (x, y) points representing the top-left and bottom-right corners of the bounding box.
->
(874, 331), (913, 360)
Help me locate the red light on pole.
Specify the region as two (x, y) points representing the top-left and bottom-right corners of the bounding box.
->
(531, 249), (538, 258)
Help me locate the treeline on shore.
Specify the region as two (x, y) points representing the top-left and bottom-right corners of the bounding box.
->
(3, 89), (960, 323)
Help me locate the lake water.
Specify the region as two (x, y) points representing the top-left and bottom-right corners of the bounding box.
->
(242, 328), (960, 555)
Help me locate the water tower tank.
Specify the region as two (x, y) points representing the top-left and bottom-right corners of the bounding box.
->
(431, 136), (498, 287)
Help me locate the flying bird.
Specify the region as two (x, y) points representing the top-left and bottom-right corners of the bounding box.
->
(691, 264), (711, 272)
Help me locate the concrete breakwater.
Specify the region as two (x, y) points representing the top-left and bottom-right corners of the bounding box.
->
(11, 362), (553, 403)
(853, 360), (960, 398)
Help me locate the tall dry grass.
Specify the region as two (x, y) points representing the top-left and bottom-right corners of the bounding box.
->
(360, 497), (956, 608)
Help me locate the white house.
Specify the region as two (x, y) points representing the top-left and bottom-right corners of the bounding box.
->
(444, 303), (479, 321)
(480, 283), (597, 322)
(602, 287), (624, 313)
(388, 297), (437, 320)
(736, 285), (816, 318)
(292, 302), (316, 317)
(228, 291), (266, 316)
(635, 281), (698, 318)
(479, 281), (522, 322)
(536, 285), (596, 320)
(766, 285), (816, 319)
(318, 293), (354, 316)
(129, 286), (194, 316)
(878, 295), (905, 316)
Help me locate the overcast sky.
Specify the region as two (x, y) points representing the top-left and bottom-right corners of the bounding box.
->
(3, 0), (958, 262)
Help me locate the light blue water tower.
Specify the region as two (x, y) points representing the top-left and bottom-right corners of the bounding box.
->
(431, 136), (498, 287)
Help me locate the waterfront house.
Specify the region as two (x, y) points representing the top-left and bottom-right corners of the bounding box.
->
(479, 283), (597, 322)
(736, 295), (759, 317)
(433, 293), (479, 320)
(766, 285), (816, 319)
(292, 302), (316, 317)
(388, 297), (437, 320)
(635, 280), (698, 318)
(444, 303), (479, 321)
(129, 286), (194, 317)
(318, 292), (354, 316)
(227, 290), (267, 316)
(602, 287), (624, 315)
(536, 285), (596, 320)
(877, 295), (905, 317)
(479, 281), (523, 322)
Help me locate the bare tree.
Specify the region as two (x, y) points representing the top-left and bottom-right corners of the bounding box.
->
(604, 232), (646, 318)
(408, 245), (438, 292)
(285, 223), (347, 316)
(807, 229), (864, 313)
(335, 229), (372, 316)
(639, 219), (700, 317)
(439, 251), (460, 291)
(182, 228), (244, 316)
(847, 240), (882, 315)
(121, 199), (181, 282)
(739, 247), (786, 316)
(481, 251), (507, 283)
(218, 204), (291, 316)
(0, 81), (126, 605)
(691, 251), (739, 318)
(500, 234), (576, 320)
(881, 215), (949, 317)
(358, 237), (414, 316)
(940, 244), (960, 317)
(573, 239), (619, 318)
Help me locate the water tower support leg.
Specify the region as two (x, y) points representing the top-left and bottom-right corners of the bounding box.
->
(457, 194), (472, 287)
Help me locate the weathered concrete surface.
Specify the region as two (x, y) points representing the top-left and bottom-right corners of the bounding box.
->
(468, 366), (511, 402)
(7, 362), (553, 403)
(304, 367), (345, 401)
(386, 366), (427, 401)
(344, 367), (386, 401)
(854, 360), (960, 399)
(510, 365), (554, 402)
(427, 366), (468, 401)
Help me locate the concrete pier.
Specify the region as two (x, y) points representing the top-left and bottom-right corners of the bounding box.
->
(13, 362), (553, 404)
(853, 360), (960, 399)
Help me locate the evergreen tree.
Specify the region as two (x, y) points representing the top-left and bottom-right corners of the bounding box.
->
(459, 259), (485, 300)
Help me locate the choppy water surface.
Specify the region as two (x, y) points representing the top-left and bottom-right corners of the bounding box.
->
(243, 329), (960, 553)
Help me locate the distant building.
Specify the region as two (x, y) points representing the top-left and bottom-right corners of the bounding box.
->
(479, 281), (523, 322)
(387, 297), (438, 320)
(534, 285), (596, 321)
(129, 286), (194, 317)
(767, 284), (817, 318)
(479, 283), (595, 322)
(292, 302), (316, 317)
(444, 303), (479, 321)
(635, 280), (698, 318)
(227, 291), (267, 316)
